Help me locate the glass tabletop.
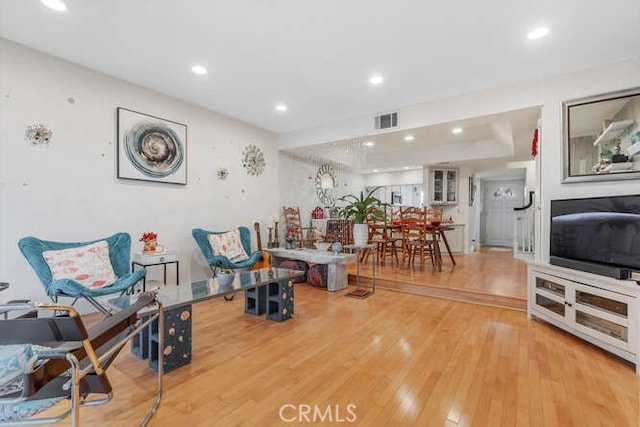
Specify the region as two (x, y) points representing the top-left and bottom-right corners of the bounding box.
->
(109, 267), (304, 311)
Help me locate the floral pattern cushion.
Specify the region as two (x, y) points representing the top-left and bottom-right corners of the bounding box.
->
(308, 264), (328, 288)
(43, 240), (117, 289)
(208, 230), (249, 262)
(279, 260), (308, 283)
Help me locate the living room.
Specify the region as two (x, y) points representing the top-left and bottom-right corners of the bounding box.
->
(1, 1), (640, 425)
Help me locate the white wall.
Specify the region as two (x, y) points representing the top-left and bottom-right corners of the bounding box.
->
(0, 40), (279, 306)
(278, 153), (363, 231)
(278, 58), (640, 262)
(538, 59), (640, 260)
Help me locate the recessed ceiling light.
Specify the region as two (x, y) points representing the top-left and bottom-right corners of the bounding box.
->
(369, 75), (384, 86)
(41, 0), (67, 11)
(373, 169), (379, 173)
(404, 166), (409, 170)
(527, 26), (550, 40)
(451, 127), (463, 134)
(191, 65), (207, 75)
(403, 135), (415, 142)
(362, 141), (375, 147)
(275, 103), (288, 113)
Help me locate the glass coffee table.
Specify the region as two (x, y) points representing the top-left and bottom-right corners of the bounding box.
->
(109, 267), (304, 373)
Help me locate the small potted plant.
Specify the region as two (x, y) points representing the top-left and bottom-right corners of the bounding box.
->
(217, 268), (235, 286)
(337, 187), (385, 246)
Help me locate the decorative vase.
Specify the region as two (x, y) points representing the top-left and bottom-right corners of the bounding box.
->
(217, 271), (235, 286)
(352, 223), (369, 246)
(143, 238), (157, 253)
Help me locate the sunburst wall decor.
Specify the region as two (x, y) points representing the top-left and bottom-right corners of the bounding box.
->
(241, 144), (265, 176)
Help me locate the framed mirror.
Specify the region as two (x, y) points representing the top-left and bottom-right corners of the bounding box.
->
(315, 164), (337, 206)
(563, 87), (640, 183)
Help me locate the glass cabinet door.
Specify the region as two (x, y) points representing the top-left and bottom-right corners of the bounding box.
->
(432, 170), (444, 202)
(574, 288), (629, 344)
(575, 311), (628, 342)
(432, 168), (458, 205)
(534, 277), (566, 317)
(446, 170), (457, 203)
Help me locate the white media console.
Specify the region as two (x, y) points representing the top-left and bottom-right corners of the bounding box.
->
(527, 261), (640, 374)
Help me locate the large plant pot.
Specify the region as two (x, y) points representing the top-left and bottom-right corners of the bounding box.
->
(352, 223), (369, 246)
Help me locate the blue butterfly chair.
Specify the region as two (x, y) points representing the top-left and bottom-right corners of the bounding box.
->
(192, 227), (262, 277)
(17, 233), (146, 315)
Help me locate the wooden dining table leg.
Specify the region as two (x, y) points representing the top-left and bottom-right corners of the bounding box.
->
(439, 230), (456, 266)
(431, 233), (442, 272)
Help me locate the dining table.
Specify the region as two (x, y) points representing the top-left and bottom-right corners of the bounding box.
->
(425, 224), (456, 271)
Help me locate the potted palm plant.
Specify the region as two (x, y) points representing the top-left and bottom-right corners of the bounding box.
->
(337, 187), (385, 246)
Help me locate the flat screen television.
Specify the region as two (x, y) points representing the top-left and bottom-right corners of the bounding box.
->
(550, 194), (640, 280)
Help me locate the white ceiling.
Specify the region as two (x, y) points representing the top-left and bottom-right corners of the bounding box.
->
(1, 0), (639, 175)
(285, 106), (542, 175)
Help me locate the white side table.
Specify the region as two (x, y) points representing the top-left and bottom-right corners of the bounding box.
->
(132, 250), (179, 291)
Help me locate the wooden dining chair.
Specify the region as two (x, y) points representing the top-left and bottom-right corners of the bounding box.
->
(400, 207), (436, 267)
(365, 206), (399, 265)
(426, 208), (443, 224)
(282, 206), (318, 248)
(425, 207), (444, 247)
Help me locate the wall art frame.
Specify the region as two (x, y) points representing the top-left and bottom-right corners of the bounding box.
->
(562, 87), (640, 183)
(117, 107), (187, 185)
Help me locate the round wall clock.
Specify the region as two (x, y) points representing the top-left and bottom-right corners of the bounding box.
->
(242, 144), (266, 176)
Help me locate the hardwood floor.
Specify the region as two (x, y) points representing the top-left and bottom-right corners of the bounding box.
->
(47, 252), (640, 427)
(348, 246), (528, 311)
(65, 259), (638, 426)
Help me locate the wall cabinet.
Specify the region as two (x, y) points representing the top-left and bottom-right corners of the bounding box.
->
(528, 262), (640, 374)
(430, 168), (458, 205)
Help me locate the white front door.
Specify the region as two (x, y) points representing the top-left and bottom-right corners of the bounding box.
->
(483, 180), (524, 247)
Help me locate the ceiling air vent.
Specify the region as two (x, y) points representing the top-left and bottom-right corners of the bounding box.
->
(374, 112), (398, 130)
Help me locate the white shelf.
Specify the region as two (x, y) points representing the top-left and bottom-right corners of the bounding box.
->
(527, 262), (640, 374)
(593, 119), (635, 146)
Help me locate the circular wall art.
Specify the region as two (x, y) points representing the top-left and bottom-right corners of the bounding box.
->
(241, 144), (266, 176)
(124, 121), (184, 178)
(315, 163), (337, 206)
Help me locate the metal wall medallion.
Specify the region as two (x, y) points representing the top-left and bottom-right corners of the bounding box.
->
(24, 124), (52, 146)
(217, 167), (229, 180)
(315, 163), (337, 206)
(242, 144), (266, 176)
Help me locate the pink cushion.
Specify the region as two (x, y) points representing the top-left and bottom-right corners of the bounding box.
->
(207, 230), (249, 262)
(43, 241), (117, 289)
